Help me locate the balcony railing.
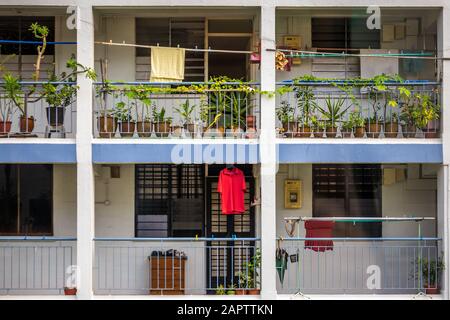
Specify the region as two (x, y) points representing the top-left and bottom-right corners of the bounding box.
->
(276, 238), (442, 295)
(276, 81), (441, 139)
(0, 237), (76, 295)
(0, 82), (76, 139)
(94, 237), (260, 295)
(93, 82), (260, 139)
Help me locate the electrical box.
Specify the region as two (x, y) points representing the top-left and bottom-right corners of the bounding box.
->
(283, 35), (302, 65)
(284, 180), (302, 209)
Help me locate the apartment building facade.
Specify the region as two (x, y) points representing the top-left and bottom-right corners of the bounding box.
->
(0, 0), (449, 300)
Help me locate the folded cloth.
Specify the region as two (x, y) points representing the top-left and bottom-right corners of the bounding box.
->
(150, 46), (185, 82)
(304, 220), (335, 252)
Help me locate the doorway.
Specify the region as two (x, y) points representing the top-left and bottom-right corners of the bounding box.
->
(205, 165), (255, 291)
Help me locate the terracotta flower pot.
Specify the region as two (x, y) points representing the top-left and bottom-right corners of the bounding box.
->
(64, 287), (77, 295)
(118, 122), (135, 138)
(365, 123), (382, 138)
(98, 115), (117, 138)
(424, 285), (440, 295)
(402, 124), (417, 138)
(235, 289), (247, 295)
(136, 121), (152, 137)
(246, 289), (260, 295)
(354, 127), (365, 138)
(296, 126), (312, 138)
(0, 120), (12, 134)
(154, 121), (171, 137)
(246, 115), (256, 129)
(341, 129), (352, 138)
(422, 128), (439, 139)
(326, 126), (338, 138)
(19, 116), (35, 133)
(384, 122), (399, 138)
(282, 122), (297, 138)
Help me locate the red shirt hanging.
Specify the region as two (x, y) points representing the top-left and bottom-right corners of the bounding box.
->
(218, 168), (246, 215)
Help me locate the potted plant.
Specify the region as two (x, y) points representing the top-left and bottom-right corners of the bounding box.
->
(113, 101), (135, 138)
(226, 284), (236, 295)
(152, 106), (172, 137)
(64, 287), (77, 295)
(413, 93), (440, 139)
(0, 95), (13, 135)
(42, 57), (96, 130)
(237, 248), (261, 295)
(342, 110), (365, 138)
(96, 81), (118, 138)
(365, 115), (383, 138)
(175, 99), (196, 137)
(384, 114), (399, 138)
(276, 100), (296, 137)
(123, 85), (153, 138)
(215, 284), (226, 295)
(316, 96), (349, 138)
(294, 85), (317, 138)
(412, 256), (445, 295)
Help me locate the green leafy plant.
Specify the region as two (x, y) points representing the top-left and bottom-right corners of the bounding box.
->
(123, 85), (153, 121)
(237, 248), (261, 289)
(343, 110), (365, 130)
(294, 85), (318, 127)
(152, 106), (172, 124)
(216, 284), (226, 295)
(317, 96), (350, 128)
(411, 255), (445, 287)
(175, 99), (196, 124)
(112, 101), (135, 123)
(276, 100), (294, 124)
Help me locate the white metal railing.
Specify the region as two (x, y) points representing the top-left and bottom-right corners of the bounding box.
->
(0, 237), (76, 295)
(276, 238), (442, 295)
(94, 237), (260, 295)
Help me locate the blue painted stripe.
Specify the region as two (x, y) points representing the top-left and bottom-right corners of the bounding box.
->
(0, 143), (76, 163)
(278, 143), (443, 163)
(93, 143), (260, 164)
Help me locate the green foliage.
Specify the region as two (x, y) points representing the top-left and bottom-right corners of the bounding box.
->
(152, 106), (172, 123)
(175, 99), (196, 124)
(343, 110), (365, 130)
(111, 101), (134, 122)
(276, 101), (294, 124)
(215, 284), (226, 295)
(294, 85), (317, 126)
(316, 96), (350, 127)
(237, 248), (261, 289)
(412, 255), (445, 286)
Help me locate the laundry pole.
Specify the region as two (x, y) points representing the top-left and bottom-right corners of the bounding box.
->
(259, 0), (277, 300)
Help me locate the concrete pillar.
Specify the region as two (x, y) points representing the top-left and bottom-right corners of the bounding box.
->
(438, 5), (450, 300)
(76, 2), (95, 300)
(259, 0), (277, 300)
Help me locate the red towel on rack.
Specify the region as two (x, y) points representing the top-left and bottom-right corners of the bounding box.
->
(304, 221), (335, 252)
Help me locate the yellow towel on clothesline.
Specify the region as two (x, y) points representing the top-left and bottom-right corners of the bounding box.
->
(150, 46), (185, 82)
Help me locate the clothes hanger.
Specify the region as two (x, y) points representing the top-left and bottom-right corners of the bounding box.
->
(226, 164), (235, 170)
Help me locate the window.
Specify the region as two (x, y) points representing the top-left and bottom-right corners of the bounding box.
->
(135, 18), (205, 82)
(0, 16), (55, 80)
(0, 164), (53, 235)
(312, 164), (382, 237)
(135, 164), (204, 237)
(311, 17), (380, 50)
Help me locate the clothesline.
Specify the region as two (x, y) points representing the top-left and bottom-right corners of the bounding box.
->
(284, 216), (435, 223)
(267, 48), (445, 60)
(94, 40), (254, 54)
(1, 39), (446, 60)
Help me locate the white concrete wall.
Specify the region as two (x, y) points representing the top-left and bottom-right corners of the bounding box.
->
(94, 164), (135, 237)
(53, 164), (78, 237)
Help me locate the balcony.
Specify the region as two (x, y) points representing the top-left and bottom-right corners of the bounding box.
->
(92, 82), (260, 140)
(276, 238), (442, 296)
(276, 80), (441, 139)
(0, 82), (76, 139)
(94, 238), (260, 296)
(0, 238), (76, 295)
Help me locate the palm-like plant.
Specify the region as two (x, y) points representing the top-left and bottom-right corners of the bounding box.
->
(317, 96), (350, 128)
